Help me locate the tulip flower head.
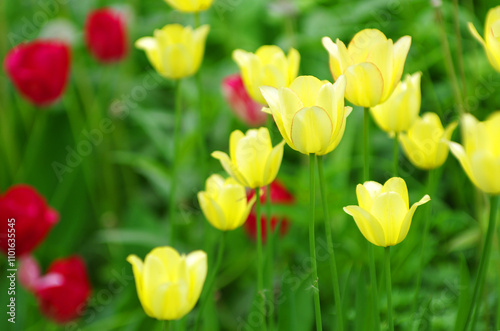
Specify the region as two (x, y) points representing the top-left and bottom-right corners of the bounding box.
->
(245, 180), (294, 241)
(21, 256), (91, 324)
(322, 29), (411, 107)
(164, 0), (214, 13)
(212, 127), (285, 188)
(0, 185), (59, 257)
(4, 40), (70, 107)
(400, 112), (457, 170)
(85, 8), (128, 63)
(260, 75), (352, 155)
(136, 24), (210, 80)
(198, 174), (257, 231)
(127, 247), (207, 320)
(222, 74), (267, 126)
(468, 6), (500, 72)
(344, 177), (430, 247)
(449, 112), (500, 194)
(233, 45), (300, 104)
(371, 72), (422, 135)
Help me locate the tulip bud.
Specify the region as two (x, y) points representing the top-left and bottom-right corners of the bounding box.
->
(222, 74), (267, 127)
(0, 185), (59, 257)
(322, 29), (411, 107)
(449, 112), (500, 194)
(127, 247), (207, 320)
(4, 41), (70, 107)
(344, 177), (430, 247)
(232, 45), (300, 104)
(468, 6), (500, 72)
(245, 180), (294, 241)
(30, 256), (91, 323)
(85, 8), (128, 63)
(164, 0), (214, 13)
(371, 72), (422, 135)
(198, 174), (256, 231)
(399, 112), (457, 170)
(136, 24), (210, 80)
(260, 75), (352, 155)
(212, 127), (285, 188)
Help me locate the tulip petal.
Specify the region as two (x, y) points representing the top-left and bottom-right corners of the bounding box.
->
(397, 195), (430, 244)
(263, 140), (286, 186)
(230, 130), (245, 161)
(356, 183), (376, 211)
(343, 206), (386, 246)
(211, 151), (250, 187)
(322, 37), (350, 80)
(197, 192), (228, 230)
(320, 106), (351, 155)
(234, 128), (272, 188)
(163, 44), (193, 79)
(153, 281), (189, 320)
(127, 255), (155, 317)
(389, 35), (411, 99)
(449, 141), (478, 189)
(290, 106), (333, 155)
(185, 250), (207, 305)
(381, 177), (409, 209)
(217, 183), (248, 229)
(288, 75), (324, 107)
(470, 151), (500, 194)
(344, 62), (384, 107)
(370, 192), (407, 246)
(287, 48), (300, 83)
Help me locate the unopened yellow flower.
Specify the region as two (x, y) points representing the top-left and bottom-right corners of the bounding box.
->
(212, 127), (285, 188)
(322, 29), (411, 107)
(127, 247), (207, 320)
(135, 24), (210, 79)
(371, 72), (422, 135)
(468, 6), (500, 72)
(344, 178), (430, 247)
(400, 113), (457, 170)
(164, 0), (214, 12)
(449, 112), (500, 194)
(198, 174), (256, 231)
(260, 75), (352, 155)
(233, 45), (300, 104)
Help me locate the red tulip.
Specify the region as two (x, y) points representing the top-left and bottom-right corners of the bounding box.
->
(19, 256), (91, 323)
(245, 180), (294, 241)
(3, 40), (70, 107)
(0, 185), (59, 257)
(222, 74), (267, 126)
(85, 8), (128, 63)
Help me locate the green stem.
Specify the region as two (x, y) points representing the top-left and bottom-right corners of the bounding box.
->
(411, 169), (434, 327)
(368, 243), (381, 331)
(385, 247), (394, 331)
(255, 186), (267, 330)
(169, 80), (182, 245)
(363, 107), (370, 181)
(309, 154), (322, 331)
(14, 110), (45, 181)
(265, 183), (275, 330)
(393, 133), (399, 177)
(195, 232), (225, 331)
(195, 71), (208, 177)
(452, 0), (467, 97)
(163, 320), (170, 331)
(317, 156), (343, 331)
(464, 195), (499, 331)
(194, 12), (200, 28)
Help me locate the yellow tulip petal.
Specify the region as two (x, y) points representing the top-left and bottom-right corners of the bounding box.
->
(211, 151), (250, 187)
(290, 106), (333, 155)
(468, 22), (486, 46)
(127, 255), (155, 317)
(289, 75), (325, 107)
(370, 192), (407, 246)
(153, 281), (189, 320)
(397, 195), (430, 244)
(287, 48), (301, 83)
(343, 206), (386, 246)
(230, 130), (245, 161)
(356, 183), (375, 211)
(279, 87), (303, 128)
(206, 174), (225, 195)
(381, 177), (409, 209)
(320, 106), (351, 155)
(217, 184), (248, 229)
(344, 62), (384, 107)
(389, 35), (412, 98)
(185, 251), (207, 304)
(234, 129), (272, 188)
(197, 192), (228, 230)
(263, 140), (286, 185)
(348, 29), (388, 63)
(322, 37), (350, 80)
(162, 44), (193, 79)
(470, 151), (500, 194)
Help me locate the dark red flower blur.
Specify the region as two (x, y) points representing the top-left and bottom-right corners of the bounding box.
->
(0, 185), (59, 257)
(245, 180), (294, 241)
(20, 256), (92, 324)
(222, 74), (267, 126)
(3, 40), (70, 107)
(85, 8), (128, 63)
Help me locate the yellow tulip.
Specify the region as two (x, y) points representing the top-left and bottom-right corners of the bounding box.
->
(127, 247), (207, 320)
(232, 45), (300, 104)
(164, 0), (214, 12)
(260, 75), (352, 155)
(468, 6), (500, 72)
(371, 72), (422, 135)
(212, 127), (285, 188)
(322, 29), (411, 107)
(198, 174), (256, 231)
(344, 177), (430, 247)
(399, 112), (457, 170)
(135, 24), (210, 80)
(449, 112), (500, 194)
